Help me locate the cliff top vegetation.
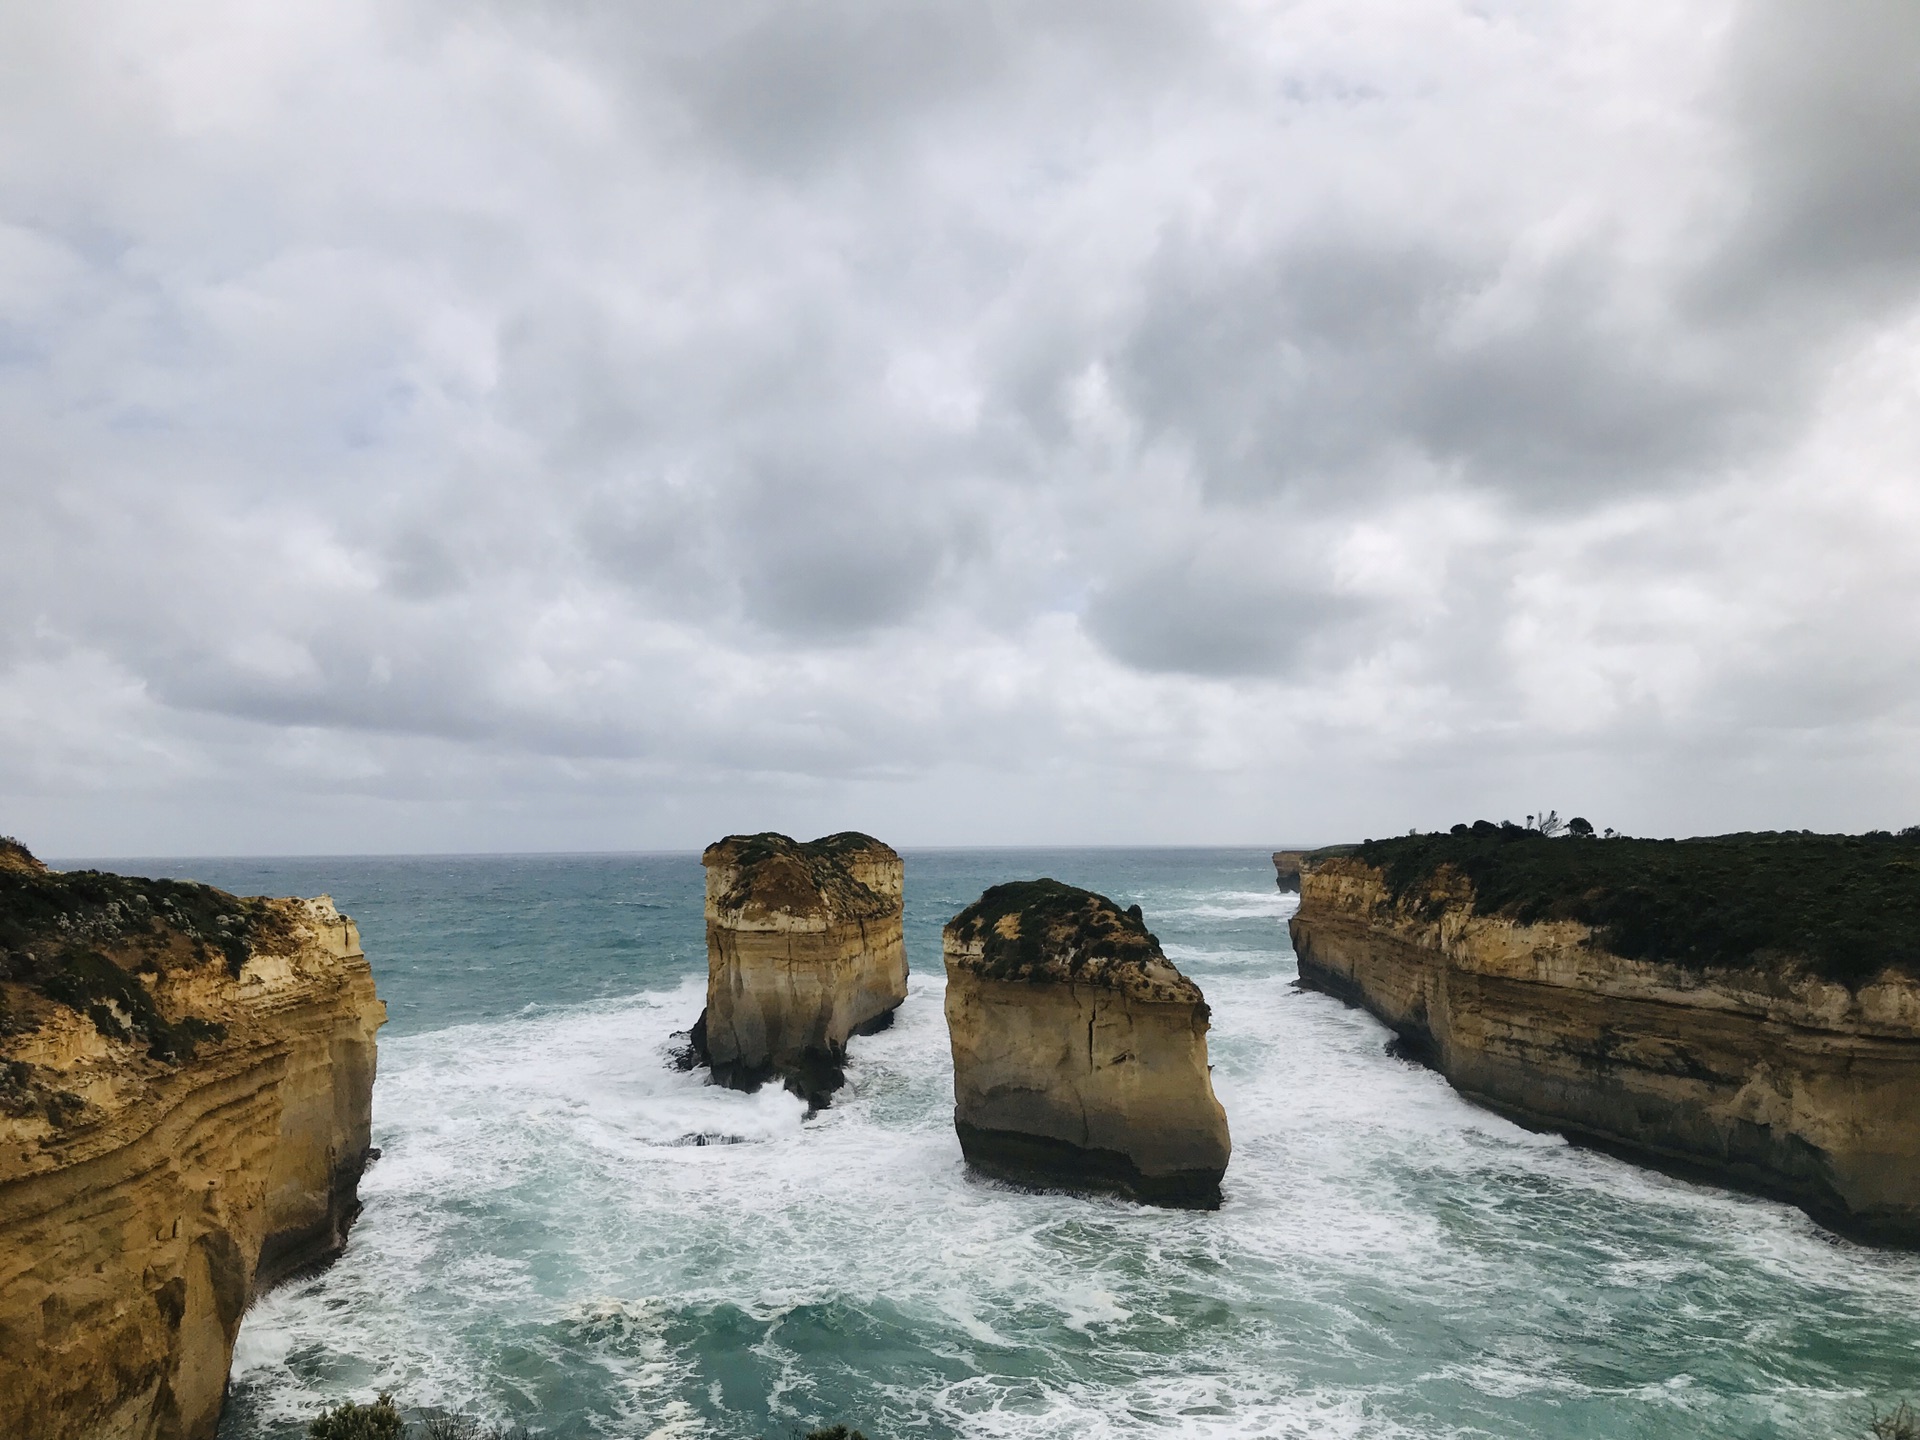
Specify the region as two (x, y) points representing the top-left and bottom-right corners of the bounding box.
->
(1346, 826), (1920, 984)
(703, 831), (899, 922)
(0, 838), (294, 1063)
(945, 879), (1202, 1004)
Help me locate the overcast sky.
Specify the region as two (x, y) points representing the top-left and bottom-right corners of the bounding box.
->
(3, 0), (1918, 857)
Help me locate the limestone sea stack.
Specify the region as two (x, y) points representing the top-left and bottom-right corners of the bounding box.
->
(943, 880), (1231, 1208)
(692, 831), (906, 1108)
(0, 838), (385, 1440)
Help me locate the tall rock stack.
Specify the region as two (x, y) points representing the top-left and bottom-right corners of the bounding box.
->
(943, 880), (1231, 1208)
(0, 840), (385, 1440)
(692, 832), (907, 1109)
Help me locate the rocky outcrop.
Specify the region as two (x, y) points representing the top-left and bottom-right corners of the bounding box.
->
(943, 880), (1231, 1208)
(1271, 851), (1308, 893)
(1291, 852), (1920, 1245)
(0, 843), (386, 1440)
(690, 832), (906, 1109)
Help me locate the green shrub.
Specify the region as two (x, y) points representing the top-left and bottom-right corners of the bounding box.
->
(308, 1393), (403, 1440)
(1354, 828), (1920, 985)
(421, 1416), (535, 1439)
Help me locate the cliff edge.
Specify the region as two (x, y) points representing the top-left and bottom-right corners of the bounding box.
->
(1271, 851), (1308, 893)
(691, 831), (906, 1109)
(1288, 830), (1920, 1245)
(0, 840), (386, 1440)
(943, 880), (1230, 1208)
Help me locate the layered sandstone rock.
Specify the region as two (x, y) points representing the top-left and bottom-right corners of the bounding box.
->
(1271, 851), (1308, 893)
(0, 842), (386, 1440)
(943, 880), (1231, 1208)
(690, 832), (906, 1109)
(1291, 852), (1920, 1245)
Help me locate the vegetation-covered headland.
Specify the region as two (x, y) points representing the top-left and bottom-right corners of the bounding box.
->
(0, 838), (386, 1440)
(1288, 825), (1920, 1245)
(1353, 824), (1920, 983)
(943, 880), (1230, 1208)
(686, 831), (906, 1109)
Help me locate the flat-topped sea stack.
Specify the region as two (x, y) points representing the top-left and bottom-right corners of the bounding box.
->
(943, 880), (1231, 1208)
(1291, 827), (1920, 1246)
(0, 838), (385, 1440)
(693, 831), (906, 1108)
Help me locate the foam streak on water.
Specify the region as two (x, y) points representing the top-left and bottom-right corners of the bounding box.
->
(158, 850), (1920, 1439)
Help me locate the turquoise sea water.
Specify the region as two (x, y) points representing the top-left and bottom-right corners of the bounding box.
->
(82, 849), (1920, 1439)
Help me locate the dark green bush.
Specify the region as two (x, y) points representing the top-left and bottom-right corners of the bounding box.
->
(946, 879), (1157, 981)
(421, 1415), (534, 1439)
(308, 1394), (403, 1440)
(1354, 828), (1920, 985)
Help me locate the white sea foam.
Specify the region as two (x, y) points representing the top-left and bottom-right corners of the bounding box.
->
(223, 866), (1920, 1440)
(1151, 890), (1300, 922)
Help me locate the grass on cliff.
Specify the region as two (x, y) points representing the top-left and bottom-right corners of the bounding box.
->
(704, 831), (895, 920)
(1352, 825), (1920, 984)
(0, 837), (282, 1060)
(946, 878), (1157, 981)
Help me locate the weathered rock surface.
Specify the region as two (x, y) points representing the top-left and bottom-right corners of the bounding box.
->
(0, 842), (385, 1440)
(1290, 852), (1920, 1245)
(691, 832), (905, 1108)
(943, 880), (1230, 1208)
(1271, 851), (1308, 893)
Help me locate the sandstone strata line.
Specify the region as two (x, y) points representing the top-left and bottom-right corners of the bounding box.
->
(943, 879), (1231, 1208)
(1288, 850), (1920, 1246)
(0, 842), (385, 1440)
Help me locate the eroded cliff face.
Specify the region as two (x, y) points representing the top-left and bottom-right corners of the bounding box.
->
(693, 831), (906, 1108)
(1290, 854), (1920, 1245)
(1271, 852), (1307, 893)
(943, 880), (1230, 1208)
(0, 844), (385, 1440)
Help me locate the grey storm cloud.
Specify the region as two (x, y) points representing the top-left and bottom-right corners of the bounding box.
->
(1718, 0), (1920, 308)
(1, 0), (1919, 854)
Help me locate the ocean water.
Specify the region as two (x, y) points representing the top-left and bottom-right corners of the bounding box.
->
(82, 849), (1920, 1439)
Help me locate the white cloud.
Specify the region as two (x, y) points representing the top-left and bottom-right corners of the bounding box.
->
(2, 0), (1918, 855)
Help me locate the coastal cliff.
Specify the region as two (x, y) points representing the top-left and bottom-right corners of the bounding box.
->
(0, 840), (386, 1440)
(692, 832), (906, 1108)
(1271, 851), (1307, 893)
(944, 880), (1230, 1208)
(1288, 831), (1920, 1245)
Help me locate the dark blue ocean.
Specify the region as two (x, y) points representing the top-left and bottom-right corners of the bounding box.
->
(73, 849), (1920, 1439)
